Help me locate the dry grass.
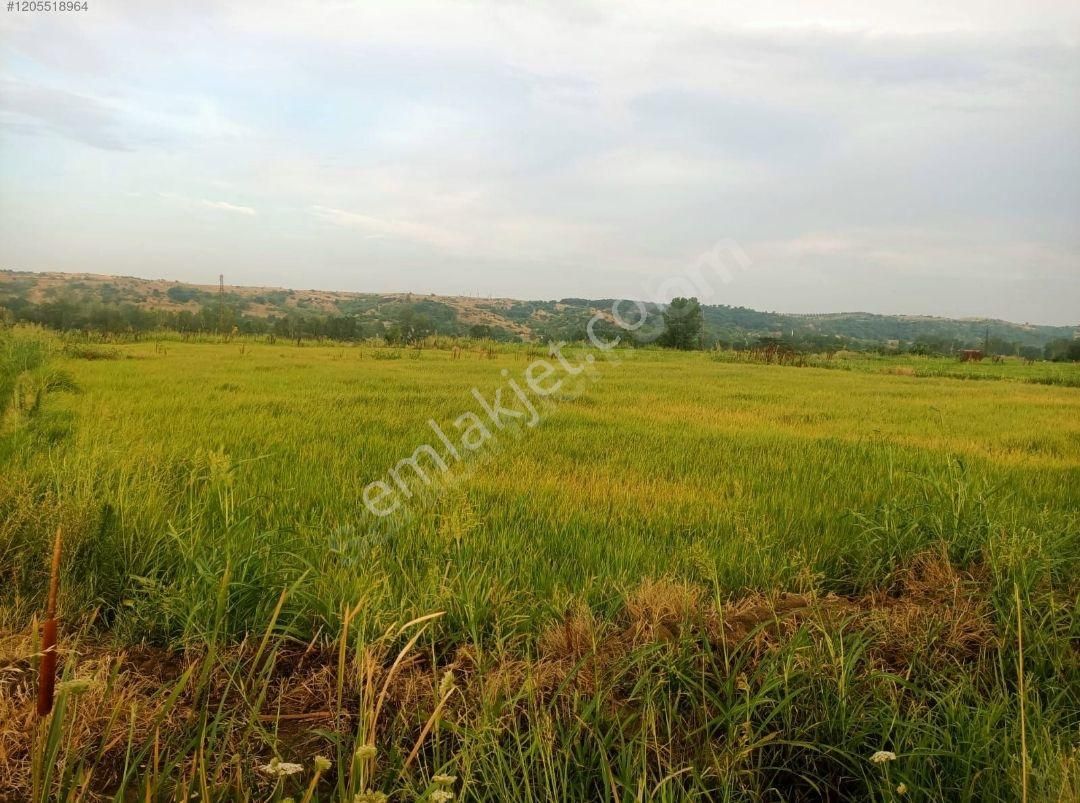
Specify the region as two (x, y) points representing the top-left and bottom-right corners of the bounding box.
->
(0, 632), (171, 796)
(861, 550), (996, 673)
(0, 548), (1053, 800)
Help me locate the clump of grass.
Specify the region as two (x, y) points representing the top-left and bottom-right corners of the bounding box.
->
(61, 344), (122, 361)
(0, 328), (77, 458)
(1, 327), (51, 415)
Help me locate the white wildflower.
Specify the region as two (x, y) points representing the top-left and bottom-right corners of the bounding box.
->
(57, 678), (94, 695)
(353, 792), (387, 803)
(870, 750), (897, 764)
(258, 757), (303, 777)
(354, 743), (377, 761)
(438, 669), (456, 697)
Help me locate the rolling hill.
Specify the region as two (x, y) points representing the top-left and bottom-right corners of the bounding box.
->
(1, 269), (1075, 351)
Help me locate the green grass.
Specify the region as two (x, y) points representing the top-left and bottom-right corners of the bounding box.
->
(712, 348), (1080, 386)
(1, 327), (1078, 800)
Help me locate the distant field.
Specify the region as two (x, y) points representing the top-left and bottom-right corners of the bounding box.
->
(2, 328), (1078, 800)
(712, 348), (1080, 387)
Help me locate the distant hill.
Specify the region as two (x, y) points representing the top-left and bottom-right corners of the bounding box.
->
(1, 269), (1076, 352)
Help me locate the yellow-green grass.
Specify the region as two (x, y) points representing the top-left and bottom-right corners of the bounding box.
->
(19, 340), (1079, 613)
(2, 329), (1079, 800)
(713, 348), (1080, 386)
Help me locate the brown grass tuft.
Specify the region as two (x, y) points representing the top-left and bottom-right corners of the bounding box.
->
(622, 577), (703, 645)
(863, 550), (995, 672)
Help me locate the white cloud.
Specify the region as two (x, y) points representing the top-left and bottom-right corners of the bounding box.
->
(310, 206), (467, 250)
(0, 78), (130, 150)
(202, 200), (256, 216)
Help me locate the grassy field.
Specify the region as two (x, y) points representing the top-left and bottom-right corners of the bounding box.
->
(710, 348), (1080, 387)
(2, 327), (1078, 801)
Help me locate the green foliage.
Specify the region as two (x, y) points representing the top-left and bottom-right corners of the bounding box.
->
(0, 326), (77, 463)
(0, 327), (49, 413)
(165, 285), (202, 303)
(1044, 337), (1080, 362)
(658, 296), (703, 349)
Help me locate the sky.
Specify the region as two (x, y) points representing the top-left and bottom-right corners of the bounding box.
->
(1, 1), (1078, 325)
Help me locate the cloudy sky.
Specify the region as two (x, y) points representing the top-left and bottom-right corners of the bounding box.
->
(1, 1), (1078, 324)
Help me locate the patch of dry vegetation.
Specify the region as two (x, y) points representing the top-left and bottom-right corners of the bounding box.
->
(0, 551), (1018, 800)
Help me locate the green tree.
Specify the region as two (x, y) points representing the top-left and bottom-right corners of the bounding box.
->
(659, 297), (703, 350)
(1044, 338), (1080, 362)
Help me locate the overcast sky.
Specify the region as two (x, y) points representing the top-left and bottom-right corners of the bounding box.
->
(1, 1), (1078, 324)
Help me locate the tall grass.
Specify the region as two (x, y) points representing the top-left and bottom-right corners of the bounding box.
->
(1, 326), (50, 417)
(0, 337), (1077, 799)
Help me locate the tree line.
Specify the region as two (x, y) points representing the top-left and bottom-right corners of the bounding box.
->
(2, 292), (1077, 360)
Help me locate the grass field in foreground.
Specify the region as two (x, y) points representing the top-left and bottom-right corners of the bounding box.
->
(2, 328), (1079, 801)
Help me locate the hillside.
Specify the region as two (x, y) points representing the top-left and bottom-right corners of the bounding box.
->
(1, 269), (1076, 352)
